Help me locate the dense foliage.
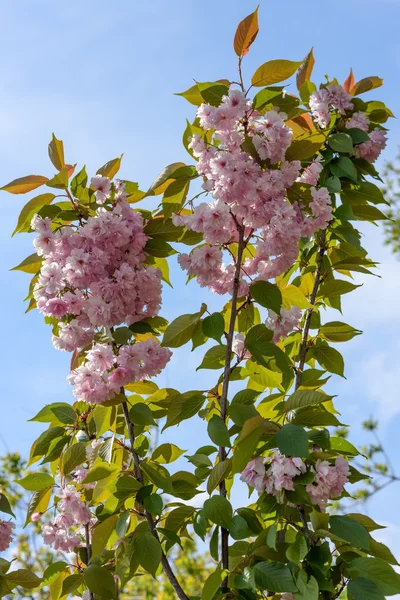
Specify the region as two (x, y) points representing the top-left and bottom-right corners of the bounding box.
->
(0, 7), (397, 600)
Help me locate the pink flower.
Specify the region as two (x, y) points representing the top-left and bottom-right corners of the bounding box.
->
(240, 457), (267, 492)
(232, 333), (251, 359)
(0, 520), (15, 552)
(355, 128), (387, 163)
(266, 307), (302, 342)
(31, 512), (42, 522)
(299, 156), (323, 186)
(346, 111), (370, 132)
(44, 298), (69, 318)
(91, 175), (111, 204)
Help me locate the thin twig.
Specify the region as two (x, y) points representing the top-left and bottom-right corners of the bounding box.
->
(121, 400), (189, 600)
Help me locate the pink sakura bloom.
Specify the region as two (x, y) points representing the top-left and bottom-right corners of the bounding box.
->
(309, 89), (330, 128)
(86, 296), (112, 327)
(114, 179), (128, 202)
(266, 307), (302, 343)
(31, 214), (52, 234)
(346, 111), (370, 132)
(86, 343), (115, 372)
(38, 261), (63, 294)
(33, 232), (57, 257)
(266, 455), (306, 495)
(108, 366), (131, 388)
(0, 520), (15, 552)
(44, 297), (69, 318)
(91, 175), (111, 204)
(309, 186), (333, 231)
(42, 522), (81, 552)
(299, 156), (323, 186)
(31, 512), (42, 522)
(232, 333), (251, 360)
(355, 128), (387, 163)
(72, 465), (96, 490)
(326, 83), (353, 114)
(252, 110), (293, 164)
(306, 456), (350, 511)
(53, 320), (94, 352)
(54, 513), (75, 529)
(63, 291), (84, 315)
(240, 457), (267, 492)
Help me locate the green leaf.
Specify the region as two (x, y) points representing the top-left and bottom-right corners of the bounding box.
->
(328, 133), (354, 153)
(16, 472), (55, 492)
(250, 281), (282, 313)
(141, 461), (173, 493)
(1, 175), (48, 194)
(135, 532), (162, 577)
(350, 76), (383, 96)
(46, 167), (69, 189)
(91, 514), (118, 558)
(330, 437), (359, 456)
(201, 568), (224, 600)
(285, 134), (325, 161)
(352, 204), (388, 221)
(82, 463), (119, 484)
(61, 574), (84, 596)
(254, 562), (297, 593)
(318, 279), (361, 298)
(196, 81), (229, 106)
(347, 578), (385, 600)
(163, 391), (205, 430)
(96, 156), (122, 179)
(197, 345), (227, 370)
(84, 565), (116, 598)
(207, 459), (232, 495)
(162, 306), (206, 348)
(369, 538), (399, 565)
(274, 424), (309, 457)
(24, 487), (52, 527)
(286, 531), (308, 564)
(143, 493), (163, 515)
(0, 494), (15, 518)
(61, 442), (87, 475)
(232, 416), (264, 474)
(345, 514), (385, 532)
(341, 181), (386, 205)
(6, 569), (42, 590)
(11, 253), (42, 274)
(347, 557), (400, 596)
(13, 193), (55, 235)
(48, 134), (65, 171)
(203, 496), (233, 528)
(112, 326), (133, 344)
(207, 416), (231, 447)
(152, 444), (186, 464)
(252, 59), (303, 87)
(202, 313), (225, 344)
(175, 84), (204, 106)
(330, 515), (370, 550)
(145, 237), (176, 258)
(42, 562), (68, 587)
(330, 157), (359, 182)
(312, 345), (345, 377)
(295, 573), (319, 600)
(319, 321), (362, 342)
(286, 390), (332, 411)
(129, 403), (156, 426)
(347, 128), (370, 144)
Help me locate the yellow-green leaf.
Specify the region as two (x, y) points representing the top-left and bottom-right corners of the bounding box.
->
(96, 156), (122, 179)
(252, 59), (303, 87)
(1, 175), (49, 195)
(13, 193), (55, 236)
(48, 134), (65, 171)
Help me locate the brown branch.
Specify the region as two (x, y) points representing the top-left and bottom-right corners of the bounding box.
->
(121, 400), (189, 600)
(219, 223), (245, 590)
(295, 230), (327, 392)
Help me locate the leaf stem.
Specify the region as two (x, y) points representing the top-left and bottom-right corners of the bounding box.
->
(121, 399), (189, 600)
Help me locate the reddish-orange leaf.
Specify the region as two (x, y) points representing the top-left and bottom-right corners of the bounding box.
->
(70, 349), (79, 371)
(233, 6), (259, 57)
(350, 76), (384, 96)
(343, 68), (355, 93)
(1, 175), (49, 195)
(66, 164), (76, 178)
(296, 48), (315, 91)
(292, 113), (315, 132)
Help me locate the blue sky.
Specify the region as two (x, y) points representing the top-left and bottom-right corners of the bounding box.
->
(1, 0), (400, 566)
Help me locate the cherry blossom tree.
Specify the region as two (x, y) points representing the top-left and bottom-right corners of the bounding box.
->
(0, 7), (397, 600)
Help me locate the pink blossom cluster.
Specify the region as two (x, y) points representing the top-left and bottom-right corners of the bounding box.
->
(306, 456), (350, 511)
(345, 111), (387, 162)
(240, 454), (306, 497)
(0, 519), (15, 552)
(32, 188), (162, 353)
(68, 339), (171, 405)
(241, 453), (349, 508)
(298, 156), (323, 186)
(42, 485), (92, 552)
(175, 88), (334, 296)
(232, 333), (251, 359)
(265, 307), (302, 342)
(309, 84), (354, 128)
